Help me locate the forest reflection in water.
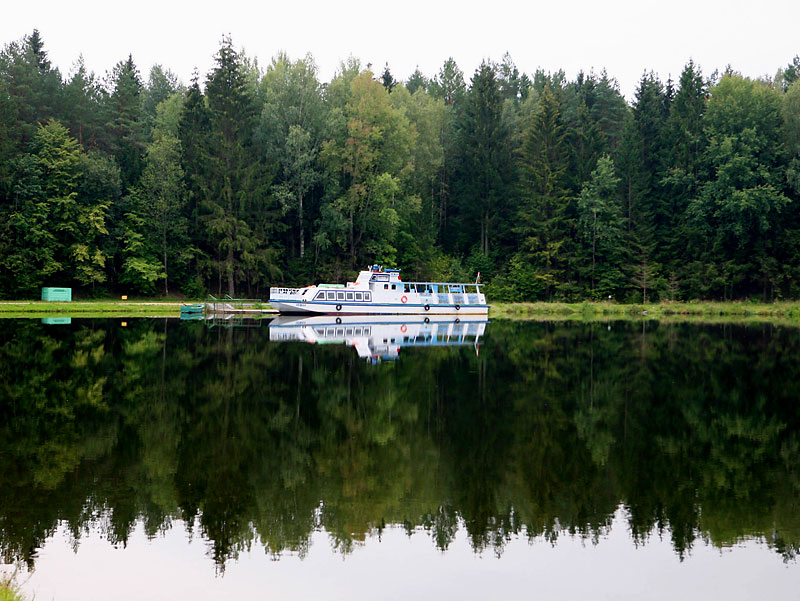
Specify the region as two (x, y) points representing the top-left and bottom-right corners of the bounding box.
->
(1, 317), (799, 572)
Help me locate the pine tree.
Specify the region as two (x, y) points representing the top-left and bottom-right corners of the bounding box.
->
(106, 55), (146, 189)
(63, 56), (105, 148)
(455, 61), (511, 258)
(203, 36), (274, 296)
(428, 58), (466, 247)
(630, 72), (670, 264)
(514, 85), (571, 299)
(381, 63), (396, 92)
(430, 58), (466, 107)
(0, 30), (64, 146)
(406, 68), (427, 95)
(577, 156), (625, 297)
(142, 64), (182, 129)
(662, 60), (708, 270)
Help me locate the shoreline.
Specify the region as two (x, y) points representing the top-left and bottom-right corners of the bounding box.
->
(1, 300), (799, 323)
(0, 301), (185, 316)
(489, 301), (800, 320)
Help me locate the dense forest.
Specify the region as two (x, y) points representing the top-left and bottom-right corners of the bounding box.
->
(1, 30), (800, 301)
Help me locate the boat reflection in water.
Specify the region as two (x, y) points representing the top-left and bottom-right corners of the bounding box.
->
(269, 314), (487, 363)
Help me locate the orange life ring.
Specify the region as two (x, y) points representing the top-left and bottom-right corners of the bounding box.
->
(400, 295), (408, 304)
(400, 324), (407, 333)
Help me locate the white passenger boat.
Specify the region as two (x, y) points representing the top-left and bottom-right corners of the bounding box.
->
(269, 315), (487, 363)
(269, 265), (488, 315)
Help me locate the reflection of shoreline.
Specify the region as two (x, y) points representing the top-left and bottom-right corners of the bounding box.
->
(269, 315), (488, 363)
(2, 319), (800, 578)
(16, 504), (796, 601)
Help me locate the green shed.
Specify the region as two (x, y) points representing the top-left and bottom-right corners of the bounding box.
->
(41, 287), (72, 302)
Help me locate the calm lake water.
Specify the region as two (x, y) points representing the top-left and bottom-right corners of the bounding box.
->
(1, 316), (799, 600)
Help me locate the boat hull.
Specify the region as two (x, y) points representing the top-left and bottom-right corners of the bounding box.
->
(269, 299), (489, 316)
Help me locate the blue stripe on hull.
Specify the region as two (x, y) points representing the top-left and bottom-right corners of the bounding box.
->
(269, 301), (489, 310)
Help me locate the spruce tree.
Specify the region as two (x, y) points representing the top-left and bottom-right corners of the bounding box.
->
(577, 156), (625, 297)
(662, 60), (708, 271)
(204, 36), (272, 296)
(630, 72), (670, 264)
(454, 61), (511, 258)
(406, 68), (427, 95)
(106, 55), (146, 189)
(514, 85), (571, 299)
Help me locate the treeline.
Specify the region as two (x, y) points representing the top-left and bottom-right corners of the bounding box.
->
(1, 30), (800, 301)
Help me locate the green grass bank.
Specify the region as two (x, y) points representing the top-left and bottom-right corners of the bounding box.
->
(3, 299), (800, 323)
(489, 301), (800, 320)
(0, 300), (184, 317)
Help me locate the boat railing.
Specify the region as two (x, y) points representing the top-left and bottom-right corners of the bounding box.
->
(399, 281), (483, 293)
(396, 281), (485, 305)
(399, 280), (483, 287)
(269, 287), (305, 297)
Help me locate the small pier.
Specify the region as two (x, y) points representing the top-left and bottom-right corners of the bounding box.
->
(204, 294), (277, 315)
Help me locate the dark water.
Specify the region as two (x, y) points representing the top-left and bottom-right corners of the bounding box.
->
(1, 317), (799, 600)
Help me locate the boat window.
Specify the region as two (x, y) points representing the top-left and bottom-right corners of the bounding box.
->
(346, 292), (354, 301)
(355, 292), (363, 301)
(327, 291), (336, 300)
(384, 284), (388, 290)
(314, 291), (325, 300)
(355, 327), (362, 335)
(404, 285), (410, 293)
(364, 327), (371, 335)
(326, 328), (335, 336)
(336, 328), (344, 336)
(337, 292), (345, 300)
(391, 284), (396, 290)
(365, 292), (371, 302)
(346, 328), (353, 336)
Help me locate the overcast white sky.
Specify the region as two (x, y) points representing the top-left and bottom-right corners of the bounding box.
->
(3, 0), (799, 101)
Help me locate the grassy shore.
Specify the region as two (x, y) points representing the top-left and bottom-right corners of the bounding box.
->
(0, 300), (185, 317)
(2, 299), (800, 323)
(489, 300), (800, 320)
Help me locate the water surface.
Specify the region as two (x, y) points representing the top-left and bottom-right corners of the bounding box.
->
(1, 317), (799, 599)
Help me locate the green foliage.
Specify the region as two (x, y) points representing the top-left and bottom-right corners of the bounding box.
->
(1, 120), (109, 295)
(320, 70), (419, 269)
(0, 31), (798, 301)
(687, 75), (788, 299)
(578, 156), (626, 297)
(513, 85), (571, 299)
(202, 36), (278, 296)
(455, 61), (513, 257)
(106, 55), (146, 189)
